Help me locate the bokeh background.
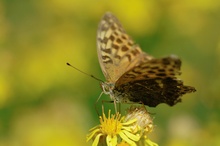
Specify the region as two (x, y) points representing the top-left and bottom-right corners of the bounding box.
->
(0, 0), (220, 146)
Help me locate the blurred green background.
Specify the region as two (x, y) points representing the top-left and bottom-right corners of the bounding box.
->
(0, 0), (220, 146)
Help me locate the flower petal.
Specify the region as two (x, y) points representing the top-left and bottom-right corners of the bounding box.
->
(121, 125), (141, 133)
(86, 128), (101, 142)
(119, 131), (137, 146)
(92, 133), (103, 146)
(89, 125), (100, 131)
(122, 118), (137, 125)
(121, 126), (132, 132)
(106, 135), (117, 146)
(144, 138), (158, 146)
(122, 130), (140, 141)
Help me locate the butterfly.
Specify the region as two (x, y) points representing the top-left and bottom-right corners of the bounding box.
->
(97, 12), (196, 107)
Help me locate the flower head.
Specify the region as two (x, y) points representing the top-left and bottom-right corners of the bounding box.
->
(125, 106), (158, 146)
(86, 110), (140, 146)
(125, 106), (153, 135)
(87, 106), (158, 146)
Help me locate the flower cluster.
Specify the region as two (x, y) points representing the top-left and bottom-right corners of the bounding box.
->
(86, 106), (158, 146)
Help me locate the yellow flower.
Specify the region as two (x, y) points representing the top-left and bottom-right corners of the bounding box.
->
(125, 106), (153, 135)
(125, 106), (158, 146)
(86, 110), (140, 146)
(87, 106), (158, 146)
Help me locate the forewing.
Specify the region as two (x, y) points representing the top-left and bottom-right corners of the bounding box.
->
(116, 55), (181, 86)
(97, 12), (152, 83)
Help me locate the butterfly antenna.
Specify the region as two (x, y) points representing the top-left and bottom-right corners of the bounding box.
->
(66, 62), (104, 82)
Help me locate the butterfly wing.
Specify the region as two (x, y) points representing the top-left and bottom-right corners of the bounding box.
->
(97, 12), (152, 83)
(115, 55), (196, 107)
(116, 78), (196, 107)
(115, 55), (181, 86)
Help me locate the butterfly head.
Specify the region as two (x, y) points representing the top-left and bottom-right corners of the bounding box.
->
(100, 82), (114, 96)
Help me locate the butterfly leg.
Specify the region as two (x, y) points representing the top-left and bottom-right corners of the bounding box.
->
(94, 92), (104, 116)
(114, 99), (117, 113)
(101, 100), (115, 113)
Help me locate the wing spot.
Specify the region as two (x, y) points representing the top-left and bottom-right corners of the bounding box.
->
(132, 69), (142, 74)
(121, 45), (129, 52)
(102, 55), (113, 64)
(131, 49), (140, 55)
(174, 59), (181, 66)
(102, 48), (111, 54)
(114, 31), (119, 36)
(121, 34), (127, 40)
(169, 68), (174, 72)
(151, 66), (159, 70)
(148, 70), (155, 74)
(156, 73), (166, 77)
(114, 55), (121, 59)
(169, 73), (175, 76)
(172, 65), (177, 69)
(109, 35), (115, 41)
(142, 66), (150, 69)
(158, 69), (165, 72)
(112, 44), (119, 50)
(162, 58), (171, 65)
(100, 37), (108, 44)
(116, 38), (123, 43)
(125, 74), (136, 78)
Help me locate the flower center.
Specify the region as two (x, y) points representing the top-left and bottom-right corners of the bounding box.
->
(100, 112), (123, 136)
